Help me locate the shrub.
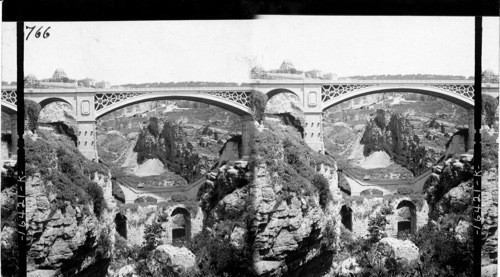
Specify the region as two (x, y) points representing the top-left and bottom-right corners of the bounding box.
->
(187, 229), (251, 276)
(25, 99), (41, 132)
(250, 91), (268, 123)
(143, 221), (164, 251)
(148, 117), (161, 137)
(312, 174), (332, 209)
(412, 223), (473, 277)
(366, 206), (392, 243)
(482, 94), (498, 127)
(482, 131), (498, 171)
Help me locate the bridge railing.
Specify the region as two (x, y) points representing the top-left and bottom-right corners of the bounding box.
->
(19, 86), (255, 93)
(321, 79), (475, 84)
(5, 80), (483, 93)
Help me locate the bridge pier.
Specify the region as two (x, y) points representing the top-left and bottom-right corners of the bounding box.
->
(241, 115), (255, 157)
(77, 121), (98, 161)
(467, 109), (474, 151)
(303, 112), (324, 153)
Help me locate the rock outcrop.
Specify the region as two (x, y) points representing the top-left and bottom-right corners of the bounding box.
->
(199, 121), (341, 276)
(482, 169), (498, 270)
(377, 237), (419, 262)
(147, 245), (196, 275)
(360, 109), (467, 176)
(134, 119), (234, 183)
(26, 175), (114, 274)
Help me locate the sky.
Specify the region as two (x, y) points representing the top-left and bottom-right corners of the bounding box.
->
(1, 17), (498, 85)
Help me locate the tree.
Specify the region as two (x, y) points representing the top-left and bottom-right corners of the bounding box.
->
(148, 117), (160, 137)
(367, 205), (392, 243)
(482, 69), (499, 83)
(25, 100), (41, 132)
(482, 94), (498, 127)
(250, 91), (268, 123)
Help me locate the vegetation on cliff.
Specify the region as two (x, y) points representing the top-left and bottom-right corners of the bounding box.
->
(26, 129), (108, 217)
(25, 101), (108, 217)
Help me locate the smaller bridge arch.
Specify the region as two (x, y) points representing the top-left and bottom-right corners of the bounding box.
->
(265, 88), (301, 100)
(38, 97), (75, 110)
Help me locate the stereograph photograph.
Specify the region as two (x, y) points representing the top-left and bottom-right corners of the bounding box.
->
(0, 15), (498, 277)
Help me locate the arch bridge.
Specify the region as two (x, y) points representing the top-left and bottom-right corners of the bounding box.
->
(3, 79), (487, 160)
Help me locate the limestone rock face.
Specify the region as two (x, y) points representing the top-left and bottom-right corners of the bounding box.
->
(26, 176), (114, 272)
(482, 169), (498, 268)
(147, 245), (196, 276)
(377, 237), (419, 262)
(201, 157), (341, 276)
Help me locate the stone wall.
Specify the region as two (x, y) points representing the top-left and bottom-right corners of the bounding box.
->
(342, 195), (429, 239)
(117, 203), (203, 246)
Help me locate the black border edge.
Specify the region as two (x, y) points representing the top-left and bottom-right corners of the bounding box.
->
(473, 16), (482, 277)
(2, 0), (499, 21)
(16, 21), (27, 277)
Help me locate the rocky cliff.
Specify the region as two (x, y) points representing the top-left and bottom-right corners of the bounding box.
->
(24, 127), (115, 276)
(133, 118), (241, 183)
(423, 147), (498, 275)
(197, 119), (342, 276)
(26, 175), (114, 275)
(360, 109), (466, 176)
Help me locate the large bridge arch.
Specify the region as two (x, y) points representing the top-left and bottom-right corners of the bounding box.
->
(95, 91), (254, 119)
(322, 85), (474, 111)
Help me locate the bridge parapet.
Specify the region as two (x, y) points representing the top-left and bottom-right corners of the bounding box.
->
(1, 89), (17, 106)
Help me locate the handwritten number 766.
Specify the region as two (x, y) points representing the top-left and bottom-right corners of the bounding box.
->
(25, 26), (51, 41)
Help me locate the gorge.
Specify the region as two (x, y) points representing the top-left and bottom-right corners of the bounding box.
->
(2, 89), (497, 277)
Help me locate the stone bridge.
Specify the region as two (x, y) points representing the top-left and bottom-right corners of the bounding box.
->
(3, 79), (490, 160)
(113, 176), (206, 204)
(340, 168), (433, 196)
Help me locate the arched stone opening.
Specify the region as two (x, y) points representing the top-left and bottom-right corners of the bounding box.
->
(396, 200), (417, 236)
(115, 213), (128, 239)
(171, 207), (191, 243)
(340, 205), (353, 231)
(38, 100), (77, 145)
(38, 97), (75, 111)
(264, 89), (302, 116)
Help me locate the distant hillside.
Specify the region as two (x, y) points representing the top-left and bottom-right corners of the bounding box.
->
(118, 81), (243, 88)
(348, 74), (473, 80)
